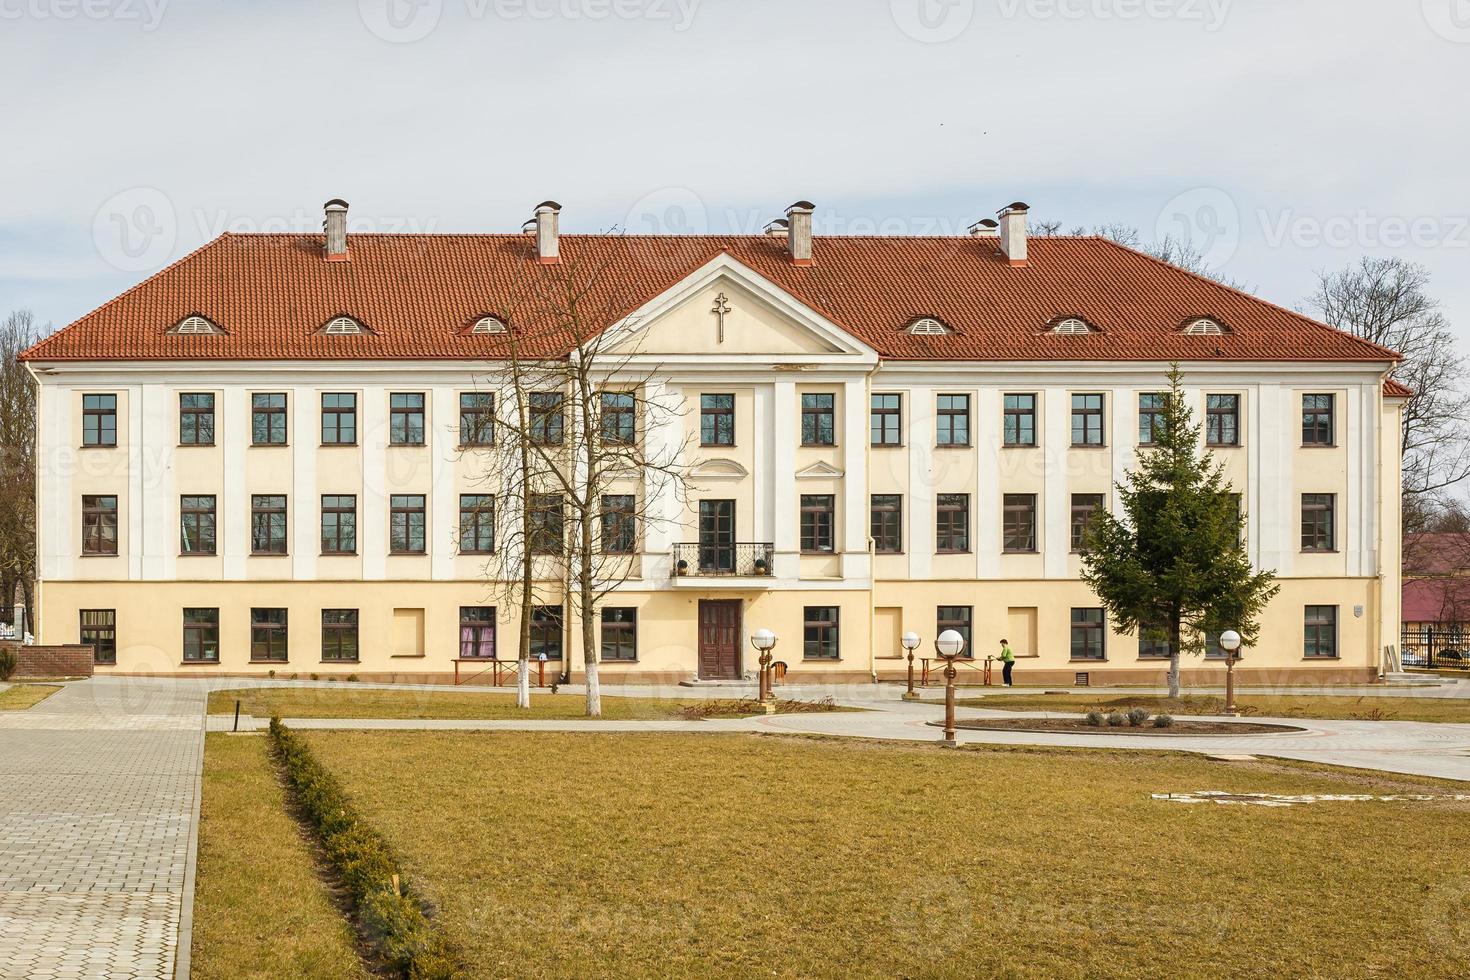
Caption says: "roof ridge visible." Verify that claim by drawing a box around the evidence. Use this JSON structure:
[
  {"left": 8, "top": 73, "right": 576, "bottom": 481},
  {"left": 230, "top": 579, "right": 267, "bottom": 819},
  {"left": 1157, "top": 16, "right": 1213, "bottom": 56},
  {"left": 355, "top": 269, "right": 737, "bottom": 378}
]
[
  {"left": 1090, "top": 236, "right": 1402, "bottom": 362},
  {"left": 19, "top": 234, "right": 235, "bottom": 361}
]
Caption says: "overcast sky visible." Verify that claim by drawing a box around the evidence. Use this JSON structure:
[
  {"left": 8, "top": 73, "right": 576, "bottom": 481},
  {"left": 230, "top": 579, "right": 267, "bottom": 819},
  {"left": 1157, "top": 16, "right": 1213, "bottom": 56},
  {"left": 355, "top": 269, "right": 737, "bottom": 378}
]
[{"left": 3, "top": 0, "right": 1467, "bottom": 342}]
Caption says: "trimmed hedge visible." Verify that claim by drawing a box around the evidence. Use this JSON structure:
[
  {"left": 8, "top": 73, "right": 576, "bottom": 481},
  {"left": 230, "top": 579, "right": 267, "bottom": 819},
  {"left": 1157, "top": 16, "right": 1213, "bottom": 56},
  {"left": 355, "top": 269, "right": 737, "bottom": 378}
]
[{"left": 268, "top": 718, "right": 456, "bottom": 979}]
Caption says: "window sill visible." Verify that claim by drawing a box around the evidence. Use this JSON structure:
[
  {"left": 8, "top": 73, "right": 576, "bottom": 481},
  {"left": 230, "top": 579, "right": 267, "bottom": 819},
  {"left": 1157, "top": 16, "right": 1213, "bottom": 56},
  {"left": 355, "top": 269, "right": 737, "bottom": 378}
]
[
  {"left": 1002, "top": 444, "right": 1038, "bottom": 450},
  {"left": 1207, "top": 443, "right": 1242, "bottom": 450},
  {"left": 870, "top": 444, "right": 904, "bottom": 449},
  {"left": 79, "top": 444, "right": 119, "bottom": 450},
  {"left": 180, "top": 661, "right": 220, "bottom": 666},
  {"left": 249, "top": 659, "right": 289, "bottom": 665},
  {"left": 250, "top": 553, "right": 290, "bottom": 558},
  {"left": 1303, "top": 655, "right": 1341, "bottom": 661},
  {"left": 1300, "top": 549, "right": 1339, "bottom": 555},
  {"left": 389, "top": 552, "right": 429, "bottom": 558},
  {"left": 459, "top": 551, "right": 497, "bottom": 557},
  {"left": 800, "top": 443, "right": 838, "bottom": 450},
  {"left": 936, "top": 551, "right": 972, "bottom": 556},
  {"left": 321, "top": 660, "right": 360, "bottom": 665},
  {"left": 1002, "top": 550, "right": 1039, "bottom": 556},
  {"left": 458, "top": 443, "right": 495, "bottom": 450},
  {"left": 934, "top": 444, "right": 971, "bottom": 450},
  {"left": 389, "top": 653, "right": 426, "bottom": 659},
  {"left": 1070, "top": 658, "right": 1107, "bottom": 663},
  {"left": 600, "top": 659, "right": 638, "bottom": 664},
  {"left": 800, "top": 551, "right": 837, "bottom": 557},
  {"left": 1070, "top": 444, "right": 1109, "bottom": 450},
  {"left": 321, "top": 553, "right": 358, "bottom": 558},
  {"left": 802, "top": 657, "right": 841, "bottom": 663},
  {"left": 179, "top": 553, "right": 218, "bottom": 558},
  {"left": 321, "top": 443, "right": 359, "bottom": 448},
  {"left": 1301, "top": 444, "right": 1338, "bottom": 449},
  {"left": 79, "top": 553, "right": 120, "bottom": 559},
  {"left": 249, "top": 444, "right": 289, "bottom": 449},
  {"left": 177, "top": 443, "right": 217, "bottom": 449},
  {"left": 389, "top": 443, "right": 427, "bottom": 448}
]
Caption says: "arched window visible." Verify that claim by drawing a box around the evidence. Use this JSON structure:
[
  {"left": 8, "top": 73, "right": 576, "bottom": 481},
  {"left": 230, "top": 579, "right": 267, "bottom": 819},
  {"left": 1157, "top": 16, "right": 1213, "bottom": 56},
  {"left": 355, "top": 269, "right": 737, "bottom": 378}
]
[
  {"left": 321, "top": 316, "right": 365, "bottom": 335},
  {"left": 471, "top": 316, "right": 507, "bottom": 335},
  {"left": 170, "top": 315, "right": 221, "bottom": 335},
  {"left": 1182, "top": 317, "right": 1226, "bottom": 336},
  {"left": 905, "top": 316, "right": 950, "bottom": 336},
  {"left": 1051, "top": 317, "right": 1093, "bottom": 335}
]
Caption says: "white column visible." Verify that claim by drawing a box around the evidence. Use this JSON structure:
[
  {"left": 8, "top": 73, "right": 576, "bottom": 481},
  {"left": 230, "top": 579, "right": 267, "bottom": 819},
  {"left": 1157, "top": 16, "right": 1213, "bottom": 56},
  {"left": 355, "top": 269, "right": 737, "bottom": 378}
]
[
  {"left": 292, "top": 386, "right": 316, "bottom": 582},
  {"left": 753, "top": 384, "right": 773, "bottom": 544},
  {"left": 976, "top": 387, "right": 1000, "bottom": 579},
  {"left": 640, "top": 379, "right": 680, "bottom": 580},
  {"left": 841, "top": 378, "right": 869, "bottom": 582},
  {"left": 771, "top": 380, "right": 797, "bottom": 578},
  {"left": 906, "top": 386, "right": 933, "bottom": 579},
  {"left": 1358, "top": 382, "right": 1378, "bottom": 578},
  {"left": 1042, "top": 387, "right": 1069, "bottom": 578},
  {"left": 362, "top": 387, "right": 388, "bottom": 581},
  {"left": 127, "top": 384, "right": 145, "bottom": 581},
  {"left": 39, "top": 383, "right": 73, "bottom": 582},
  {"left": 431, "top": 386, "right": 457, "bottom": 581},
  {"left": 138, "top": 383, "right": 176, "bottom": 581},
  {"left": 222, "top": 386, "right": 248, "bottom": 580}
]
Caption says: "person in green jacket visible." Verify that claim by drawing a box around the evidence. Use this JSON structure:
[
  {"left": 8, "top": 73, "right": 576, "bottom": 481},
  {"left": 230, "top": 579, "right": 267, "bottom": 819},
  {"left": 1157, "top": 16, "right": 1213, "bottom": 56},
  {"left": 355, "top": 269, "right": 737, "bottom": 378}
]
[{"left": 998, "top": 639, "right": 1016, "bottom": 687}]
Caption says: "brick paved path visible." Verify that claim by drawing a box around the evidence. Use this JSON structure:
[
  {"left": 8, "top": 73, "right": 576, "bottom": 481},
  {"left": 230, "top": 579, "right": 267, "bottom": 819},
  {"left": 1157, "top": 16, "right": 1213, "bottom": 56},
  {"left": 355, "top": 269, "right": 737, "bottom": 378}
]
[{"left": 0, "top": 679, "right": 205, "bottom": 979}]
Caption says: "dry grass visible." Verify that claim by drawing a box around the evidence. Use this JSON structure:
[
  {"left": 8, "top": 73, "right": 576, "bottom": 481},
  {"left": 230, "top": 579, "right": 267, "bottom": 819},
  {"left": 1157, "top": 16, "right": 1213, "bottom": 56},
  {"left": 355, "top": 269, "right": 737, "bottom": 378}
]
[
  {"left": 958, "top": 692, "right": 1470, "bottom": 723},
  {"left": 211, "top": 687, "right": 703, "bottom": 720},
  {"left": 0, "top": 684, "right": 60, "bottom": 710},
  {"left": 302, "top": 731, "right": 1470, "bottom": 978},
  {"left": 192, "top": 734, "right": 367, "bottom": 980}
]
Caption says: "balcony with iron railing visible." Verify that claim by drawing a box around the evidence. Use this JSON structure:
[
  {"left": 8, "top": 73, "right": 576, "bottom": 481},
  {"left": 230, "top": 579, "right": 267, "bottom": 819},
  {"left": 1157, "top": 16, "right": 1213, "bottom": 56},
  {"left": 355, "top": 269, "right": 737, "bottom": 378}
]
[{"left": 671, "top": 542, "right": 775, "bottom": 582}]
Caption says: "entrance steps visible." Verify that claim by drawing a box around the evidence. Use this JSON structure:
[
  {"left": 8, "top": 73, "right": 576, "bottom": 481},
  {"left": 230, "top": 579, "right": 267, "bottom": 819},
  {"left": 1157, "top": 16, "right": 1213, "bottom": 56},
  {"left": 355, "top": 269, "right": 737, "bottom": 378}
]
[{"left": 1384, "top": 671, "right": 1451, "bottom": 686}]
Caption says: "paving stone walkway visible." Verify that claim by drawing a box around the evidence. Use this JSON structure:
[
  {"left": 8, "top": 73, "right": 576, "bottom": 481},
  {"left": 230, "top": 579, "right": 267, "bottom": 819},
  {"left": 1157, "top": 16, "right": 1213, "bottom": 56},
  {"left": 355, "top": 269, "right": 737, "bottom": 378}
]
[{"left": 0, "top": 679, "right": 205, "bottom": 980}]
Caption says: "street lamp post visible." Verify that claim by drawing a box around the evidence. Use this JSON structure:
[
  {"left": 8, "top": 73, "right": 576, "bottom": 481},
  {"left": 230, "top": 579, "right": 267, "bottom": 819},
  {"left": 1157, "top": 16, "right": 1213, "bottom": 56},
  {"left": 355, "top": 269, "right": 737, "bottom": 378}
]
[
  {"left": 901, "top": 631, "right": 922, "bottom": 701},
  {"left": 935, "top": 629, "right": 966, "bottom": 747},
  {"left": 750, "top": 628, "right": 778, "bottom": 708},
  {"left": 1219, "top": 630, "right": 1242, "bottom": 716}
]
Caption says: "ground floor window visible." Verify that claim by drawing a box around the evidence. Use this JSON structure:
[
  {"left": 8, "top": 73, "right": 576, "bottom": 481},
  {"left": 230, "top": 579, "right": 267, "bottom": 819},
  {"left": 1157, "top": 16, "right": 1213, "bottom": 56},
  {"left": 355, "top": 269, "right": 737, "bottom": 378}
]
[
  {"left": 1138, "top": 623, "right": 1172, "bottom": 660},
  {"left": 1071, "top": 608, "right": 1105, "bottom": 661},
  {"left": 1304, "top": 605, "right": 1338, "bottom": 658},
  {"left": 1204, "top": 631, "right": 1232, "bottom": 660},
  {"left": 600, "top": 607, "right": 637, "bottom": 662},
  {"left": 459, "top": 607, "right": 496, "bottom": 659},
  {"left": 250, "top": 608, "right": 288, "bottom": 662},
  {"left": 183, "top": 608, "right": 220, "bottom": 663},
  {"left": 803, "top": 606, "right": 840, "bottom": 660},
  {"left": 80, "top": 609, "right": 116, "bottom": 664},
  {"left": 936, "top": 605, "right": 973, "bottom": 658},
  {"left": 531, "top": 605, "right": 563, "bottom": 661},
  {"left": 322, "top": 609, "right": 359, "bottom": 662}
]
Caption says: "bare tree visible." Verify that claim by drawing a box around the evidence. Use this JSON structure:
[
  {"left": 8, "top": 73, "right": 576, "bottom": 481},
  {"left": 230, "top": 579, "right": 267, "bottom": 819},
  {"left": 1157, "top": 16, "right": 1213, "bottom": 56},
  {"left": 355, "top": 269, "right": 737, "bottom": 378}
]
[
  {"left": 0, "top": 310, "right": 42, "bottom": 634},
  {"left": 1031, "top": 220, "right": 1248, "bottom": 289},
  {"left": 467, "top": 242, "right": 688, "bottom": 717},
  {"left": 1309, "top": 257, "right": 1468, "bottom": 501}
]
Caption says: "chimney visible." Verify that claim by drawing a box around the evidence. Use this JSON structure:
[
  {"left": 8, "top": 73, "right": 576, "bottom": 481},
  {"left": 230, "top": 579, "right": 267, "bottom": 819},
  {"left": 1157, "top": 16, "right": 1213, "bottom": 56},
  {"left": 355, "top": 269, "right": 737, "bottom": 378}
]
[
  {"left": 534, "top": 200, "right": 561, "bottom": 264},
  {"left": 763, "top": 217, "right": 789, "bottom": 238},
  {"left": 968, "top": 218, "right": 1000, "bottom": 238},
  {"left": 997, "top": 201, "right": 1029, "bottom": 266},
  {"left": 324, "top": 199, "right": 349, "bottom": 262},
  {"left": 785, "top": 200, "right": 814, "bottom": 266}
]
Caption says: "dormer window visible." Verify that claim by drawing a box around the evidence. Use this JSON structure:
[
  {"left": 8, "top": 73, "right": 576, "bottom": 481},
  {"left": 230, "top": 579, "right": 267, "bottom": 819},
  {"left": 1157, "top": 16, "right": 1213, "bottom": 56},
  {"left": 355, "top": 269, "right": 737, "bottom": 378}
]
[
  {"left": 170, "top": 315, "right": 222, "bottom": 335},
  {"left": 1182, "top": 317, "right": 1226, "bottom": 336},
  {"left": 472, "top": 316, "right": 507, "bottom": 335},
  {"left": 321, "top": 315, "right": 366, "bottom": 335},
  {"left": 905, "top": 316, "right": 950, "bottom": 336},
  {"left": 1050, "top": 316, "right": 1094, "bottom": 335}
]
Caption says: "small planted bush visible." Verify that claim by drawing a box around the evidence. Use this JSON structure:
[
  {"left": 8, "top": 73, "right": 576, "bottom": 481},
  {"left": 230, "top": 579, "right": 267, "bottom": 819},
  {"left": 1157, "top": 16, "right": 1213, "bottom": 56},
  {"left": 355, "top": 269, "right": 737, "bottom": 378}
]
[
  {"left": 1084, "top": 710, "right": 1104, "bottom": 727},
  {"left": 1106, "top": 712, "right": 1127, "bottom": 727},
  {"left": 0, "top": 647, "right": 17, "bottom": 681},
  {"left": 269, "top": 719, "right": 456, "bottom": 978},
  {"left": 1126, "top": 707, "right": 1150, "bottom": 727},
  {"left": 1153, "top": 713, "right": 1175, "bottom": 728}
]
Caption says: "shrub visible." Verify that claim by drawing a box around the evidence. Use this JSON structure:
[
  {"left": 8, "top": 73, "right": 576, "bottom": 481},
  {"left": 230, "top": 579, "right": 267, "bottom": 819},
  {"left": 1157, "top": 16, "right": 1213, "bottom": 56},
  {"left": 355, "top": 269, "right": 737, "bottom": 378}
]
[
  {"left": 1126, "top": 707, "right": 1150, "bottom": 727},
  {"left": 310, "top": 672, "right": 320, "bottom": 681},
  {"left": 1106, "top": 712, "right": 1127, "bottom": 727},
  {"left": 0, "top": 647, "right": 17, "bottom": 681},
  {"left": 269, "top": 719, "right": 456, "bottom": 978},
  {"left": 1084, "top": 710, "right": 1104, "bottom": 727},
  {"left": 267, "top": 669, "right": 276, "bottom": 679},
  {"left": 1153, "top": 714, "right": 1175, "bottom": 728},
  {"left": 346, "top": 673, "right": 360, "bottom": 683}
]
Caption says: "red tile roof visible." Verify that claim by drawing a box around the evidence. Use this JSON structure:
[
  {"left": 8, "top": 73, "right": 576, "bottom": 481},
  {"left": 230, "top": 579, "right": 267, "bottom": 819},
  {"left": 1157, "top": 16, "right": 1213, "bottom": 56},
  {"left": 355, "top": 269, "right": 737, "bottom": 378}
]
[
  {"left": 1403, "top": 577, "right": 1470, "bottom": 624},
  {"left": 21, "top": 232, "right": 1402, "bottom": 365},
  {"left": 1383, "top": 378, "right": 1414, "bottom": 398}
]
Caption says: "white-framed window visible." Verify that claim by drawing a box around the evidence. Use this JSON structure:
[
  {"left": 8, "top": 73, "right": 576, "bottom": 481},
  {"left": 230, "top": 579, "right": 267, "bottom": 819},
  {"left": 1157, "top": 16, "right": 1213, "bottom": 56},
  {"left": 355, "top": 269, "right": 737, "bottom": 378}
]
[
  {"left": 472, "top": 316, "right": 507, "bottom": 335},
  {"left": 170, "top": 315, "right": 221, "bottom": 335},
  {"left": 1051, "top": 317, "right": 1093, "bottom": 335},
  {"left": 1182, "top": 317, "right": 1225, "bottom": 335},
  {"left": 322, "top": 315, "right": 365, "bottom": 335},
  {"left": 905, "top": 316, "right": 949, "bottom": 336}
]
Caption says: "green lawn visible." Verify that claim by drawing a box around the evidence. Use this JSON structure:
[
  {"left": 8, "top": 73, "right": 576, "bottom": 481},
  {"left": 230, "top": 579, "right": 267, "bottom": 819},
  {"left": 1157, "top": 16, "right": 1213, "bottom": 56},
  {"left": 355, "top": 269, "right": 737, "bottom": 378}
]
[
  {"left": 0, "top": 684, "right": 60, "bottom": 710},
  {"left": 208, "top": 686, "right": 834, "bottom": 721},
  {"left": 192, "top": 734, "right": 367, "bottom": 980},
  {"left": 285, "top": 731, "right": 1470, "bottom": 978},
  {"left": 956, "top": 692, "right": 1470, "bottom": 723}
]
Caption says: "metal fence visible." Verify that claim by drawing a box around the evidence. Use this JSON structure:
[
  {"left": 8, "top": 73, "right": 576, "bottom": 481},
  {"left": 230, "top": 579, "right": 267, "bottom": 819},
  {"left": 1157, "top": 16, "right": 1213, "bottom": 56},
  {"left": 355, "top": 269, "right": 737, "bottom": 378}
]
[{"left": 1400, "top": 626, "right": 1470, "bottom": 670}]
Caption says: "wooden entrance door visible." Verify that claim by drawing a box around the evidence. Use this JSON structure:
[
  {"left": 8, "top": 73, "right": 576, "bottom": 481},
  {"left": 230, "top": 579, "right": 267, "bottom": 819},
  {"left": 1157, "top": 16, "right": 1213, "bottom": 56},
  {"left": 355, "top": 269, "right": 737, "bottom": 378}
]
[{"left": 698, "top": 600, "right": 742, "bottom": 680}]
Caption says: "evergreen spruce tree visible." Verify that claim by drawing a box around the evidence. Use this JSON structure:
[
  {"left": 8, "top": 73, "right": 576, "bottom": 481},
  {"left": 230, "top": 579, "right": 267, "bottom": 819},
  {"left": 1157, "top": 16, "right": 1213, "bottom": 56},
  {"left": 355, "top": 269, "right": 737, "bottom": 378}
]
[{"left": 1080, "top": 366, "right": 1279, "bottom": 697}]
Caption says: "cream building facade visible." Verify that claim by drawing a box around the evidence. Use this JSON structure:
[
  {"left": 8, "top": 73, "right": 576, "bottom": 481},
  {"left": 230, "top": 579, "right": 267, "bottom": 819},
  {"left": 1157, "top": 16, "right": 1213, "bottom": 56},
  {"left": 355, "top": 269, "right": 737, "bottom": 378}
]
[{"left": 23, "top": 200, "right": 1406, "bottom": 684}]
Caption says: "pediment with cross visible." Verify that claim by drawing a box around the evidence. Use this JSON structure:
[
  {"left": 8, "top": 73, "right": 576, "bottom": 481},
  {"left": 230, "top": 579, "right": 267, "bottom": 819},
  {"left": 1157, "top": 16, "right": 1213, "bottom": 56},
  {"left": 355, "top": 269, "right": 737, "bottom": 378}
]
[{"left": 601, "top": 254, "right": 879, "bottom": 364}]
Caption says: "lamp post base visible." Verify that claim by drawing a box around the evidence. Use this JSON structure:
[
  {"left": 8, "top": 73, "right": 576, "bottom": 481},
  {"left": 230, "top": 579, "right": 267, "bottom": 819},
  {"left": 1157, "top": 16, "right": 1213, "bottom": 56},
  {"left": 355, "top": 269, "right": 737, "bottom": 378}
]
[
  {"left": 760, "top": 702, "right": 777, "bottom": 715},
  {"left": 939, "top": 738, "right": 958, "bottom": 749},
  {"left": 901, "top": 691, "right": 923, "bottom": 702}
]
